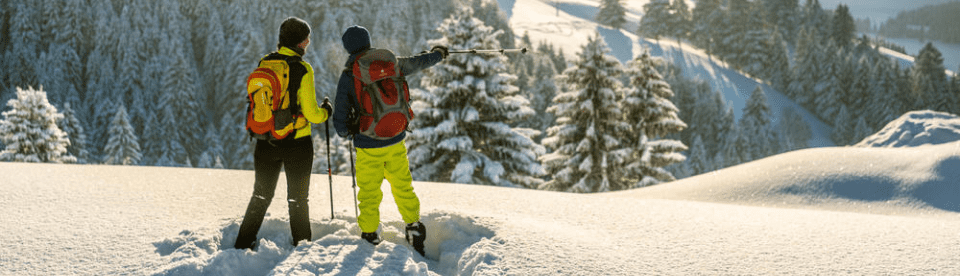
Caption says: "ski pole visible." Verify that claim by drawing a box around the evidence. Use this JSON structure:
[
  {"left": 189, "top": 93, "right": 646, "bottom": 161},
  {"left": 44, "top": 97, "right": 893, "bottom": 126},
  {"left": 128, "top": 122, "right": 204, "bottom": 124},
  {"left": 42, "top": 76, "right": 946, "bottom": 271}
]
[
  {"left": 349, "top": 139, "right": 359, "bottom": 219},
  {"left": 447, "top": 47, "right": 528, "bottom": 55},
  {"left": 324, "top": 99, "right": 335, "bottom": 220}
]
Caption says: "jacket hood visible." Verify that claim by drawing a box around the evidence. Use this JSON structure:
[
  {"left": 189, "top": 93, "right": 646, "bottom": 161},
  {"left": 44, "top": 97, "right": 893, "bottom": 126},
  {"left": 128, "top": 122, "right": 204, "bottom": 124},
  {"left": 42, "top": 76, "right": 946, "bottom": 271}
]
[{"left": 341, "top": 26, "right": 371, "bottom": 55}]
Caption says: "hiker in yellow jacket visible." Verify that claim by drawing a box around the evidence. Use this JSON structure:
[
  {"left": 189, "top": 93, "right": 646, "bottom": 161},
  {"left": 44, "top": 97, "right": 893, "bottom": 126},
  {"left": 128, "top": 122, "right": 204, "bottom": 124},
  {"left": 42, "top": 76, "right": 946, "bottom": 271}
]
[{"left": 235, "top": 17, "right": 332, "bottom": 250}]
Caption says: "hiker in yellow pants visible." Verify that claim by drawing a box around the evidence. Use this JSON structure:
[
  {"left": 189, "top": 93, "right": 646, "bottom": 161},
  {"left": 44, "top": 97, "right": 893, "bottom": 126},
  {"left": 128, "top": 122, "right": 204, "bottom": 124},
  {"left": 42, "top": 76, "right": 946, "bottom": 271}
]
[
  {"left": 355, "top": 141, "right": 420, "bottom": 234},
  {"left": 333, "top": 25, "right": 447, "bottom": 256}
]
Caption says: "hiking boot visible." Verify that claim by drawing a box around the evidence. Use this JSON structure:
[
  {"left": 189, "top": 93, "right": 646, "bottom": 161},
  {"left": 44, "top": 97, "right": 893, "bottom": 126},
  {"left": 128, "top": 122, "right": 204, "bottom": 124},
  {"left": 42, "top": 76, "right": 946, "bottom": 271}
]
[
  {"left": 405, "top": 221, "right": 426, "bottom": 256},
  {"left": 361, "top": 232, "right": 381, "bottom": 245}
]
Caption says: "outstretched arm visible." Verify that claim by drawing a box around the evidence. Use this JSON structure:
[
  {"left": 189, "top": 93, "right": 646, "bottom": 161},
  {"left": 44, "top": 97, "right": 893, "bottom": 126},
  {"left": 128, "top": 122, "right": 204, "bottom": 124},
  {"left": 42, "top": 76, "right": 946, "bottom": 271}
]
[{"left": 398, "top": 51, "right": 444, "bottom": 76}]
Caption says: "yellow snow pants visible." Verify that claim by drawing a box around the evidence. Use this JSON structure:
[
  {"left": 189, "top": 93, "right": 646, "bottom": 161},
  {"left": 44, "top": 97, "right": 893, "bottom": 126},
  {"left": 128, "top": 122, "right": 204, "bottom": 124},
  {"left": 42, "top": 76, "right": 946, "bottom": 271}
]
[{"left": 355, "top": 140, "right": 420, "bottom": 233}]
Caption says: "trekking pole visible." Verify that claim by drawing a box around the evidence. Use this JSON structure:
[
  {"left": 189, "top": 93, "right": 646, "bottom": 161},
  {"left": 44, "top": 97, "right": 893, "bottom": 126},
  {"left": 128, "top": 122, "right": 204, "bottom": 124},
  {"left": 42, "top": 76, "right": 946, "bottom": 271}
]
[
  {"left": 349, "top": 139, "right": 360, "bottom": 219},
  {"left": 448, "top": 48, "right": 528, "bottom": 55},
  {"left": 324, "top": 102, "right": 335, "bottom": 220}
]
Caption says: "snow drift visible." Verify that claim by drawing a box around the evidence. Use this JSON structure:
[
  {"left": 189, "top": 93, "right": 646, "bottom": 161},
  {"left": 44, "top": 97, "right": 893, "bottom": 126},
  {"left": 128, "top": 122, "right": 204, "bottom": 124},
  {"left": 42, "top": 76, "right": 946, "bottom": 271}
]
[
  {"left": 855, "top": 110, "right": 960, "bottom": 148},
  {"left": 3, "top": 138, "right": 960, "bottom": 275}
]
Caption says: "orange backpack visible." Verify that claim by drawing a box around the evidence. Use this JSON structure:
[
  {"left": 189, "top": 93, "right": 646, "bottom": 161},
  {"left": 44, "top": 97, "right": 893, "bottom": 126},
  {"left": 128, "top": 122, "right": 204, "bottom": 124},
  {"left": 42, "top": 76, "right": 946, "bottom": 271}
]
[{"left": 245, "top": 54, "right": 304, "bottom": 140}]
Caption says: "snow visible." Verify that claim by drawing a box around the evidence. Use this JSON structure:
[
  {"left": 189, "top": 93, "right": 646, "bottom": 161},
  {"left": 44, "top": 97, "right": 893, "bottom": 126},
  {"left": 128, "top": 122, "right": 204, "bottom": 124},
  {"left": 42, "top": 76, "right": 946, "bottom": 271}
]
[
  {"left": 855, "top": 110, "right": 960, "bottom": 148},
  {"left": 3, "top": 136, "right": 960, "bottom": 275}
]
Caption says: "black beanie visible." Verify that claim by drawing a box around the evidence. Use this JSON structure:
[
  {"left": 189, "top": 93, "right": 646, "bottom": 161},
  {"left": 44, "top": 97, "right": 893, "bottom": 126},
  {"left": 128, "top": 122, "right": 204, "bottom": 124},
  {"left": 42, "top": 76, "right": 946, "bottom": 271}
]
[{"left": 278, "top": 17, "right": 311, "bottom": 50}]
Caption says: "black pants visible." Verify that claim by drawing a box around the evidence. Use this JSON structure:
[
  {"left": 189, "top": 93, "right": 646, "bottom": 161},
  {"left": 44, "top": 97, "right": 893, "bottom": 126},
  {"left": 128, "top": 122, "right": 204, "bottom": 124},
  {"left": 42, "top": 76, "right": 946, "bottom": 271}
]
[{"left": 236, "top": 137, "right": 313, "bottom": 249}]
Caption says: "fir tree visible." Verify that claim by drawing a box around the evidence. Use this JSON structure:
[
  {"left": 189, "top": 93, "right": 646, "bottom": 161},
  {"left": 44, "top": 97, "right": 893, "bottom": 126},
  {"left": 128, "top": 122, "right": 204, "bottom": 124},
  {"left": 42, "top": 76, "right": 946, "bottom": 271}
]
[
  {"left": 621, "top": 53, "right": 687, "bottom": 187},
  {"left": 851, "top": 115, "right": 873, "bottom": 145},
  {"left": 59, "top": 103, "right": 89, "bottom": 164},
  {"left": 156, "top": 31, "right": 202, "bottom": 167},
  {"left": 596, "top": 0, "right": 627, "bottom": 29},
  {"left": 103, "top": 105, "right": 141, "bottom": 165},
  {"left": 831, "top": 4, "right": 855, "bottom": 49},
  {"left": 831, "top": 104, "right": 853, "bottom": 146},
  {"left": 639, "top": 0, "right": 672, "bottom": 42},
  {"left": 779, "top": 106, "right": 811, "bottom": 151},
  {"left": 540, "top": 34, "right": 631, "bottom": 193},
  {"left": 690, "top": 0, "right": 723, "bottom": 56},
  {"left": 848, "top": 56, "right": 871, "bottom": 113},
  {"left": 720, "top": 123, "right": 747, "bottom": 168},
  {"left": 866, "top": 58, "right": 900, "bottom": 129},
  {"left": 5, "top": 1, "right": 41, "bottom": 91},
  {"left": 669, "top": 0, "right": 692, "bottom": 42},
  {"left": 0, "top": 87, "right": 76, "bottom": 163},
  {"left": 408, "top": 8, "right": 545, "bottom": 188},
  {"left": 738, "top": 86, "right": 778, "bottom": 161},
  {"left": 767, "top": 29, "right": 792, "bottom": 92},
  {"left": 813, "top": 42, "right": 841, "bottom": 122},
  {"left": 911, "top": 42, "right": 948, "bottom": 111},
  {"left": 685, "top": 134, "right": 713, "bottom": 176},
  {"left": 739, "top": 5, "right": 772, "bottom": 77},
  {"left": 765, "top": 0, "right": 799, "bottom": 41},
  {"left": 528, "top": 50, "right": 560, "bottom": 142},
  {"left": 788, "top": 28, "right": 820, "bottom": 108}
]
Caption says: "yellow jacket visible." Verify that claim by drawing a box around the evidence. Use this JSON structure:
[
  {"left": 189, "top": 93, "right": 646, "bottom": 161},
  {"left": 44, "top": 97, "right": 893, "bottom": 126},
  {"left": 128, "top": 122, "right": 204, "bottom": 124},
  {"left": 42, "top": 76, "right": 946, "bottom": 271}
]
[{"left": 277, "top": 47, "right": 328, "bottom": 139}]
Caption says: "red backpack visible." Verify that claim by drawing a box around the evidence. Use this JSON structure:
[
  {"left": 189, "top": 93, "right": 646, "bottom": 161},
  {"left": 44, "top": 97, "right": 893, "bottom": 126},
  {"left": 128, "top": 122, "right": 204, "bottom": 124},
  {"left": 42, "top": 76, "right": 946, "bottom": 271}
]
[{"left": 350, "top": 48, "right": 414, "bottom": 140}]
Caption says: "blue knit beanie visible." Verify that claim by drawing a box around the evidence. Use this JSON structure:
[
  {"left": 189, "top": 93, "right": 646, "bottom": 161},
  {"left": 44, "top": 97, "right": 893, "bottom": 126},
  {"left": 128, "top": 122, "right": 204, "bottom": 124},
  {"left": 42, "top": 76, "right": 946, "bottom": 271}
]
[{"left": 341, "top": 26, "right": 371, "bottom": 54}]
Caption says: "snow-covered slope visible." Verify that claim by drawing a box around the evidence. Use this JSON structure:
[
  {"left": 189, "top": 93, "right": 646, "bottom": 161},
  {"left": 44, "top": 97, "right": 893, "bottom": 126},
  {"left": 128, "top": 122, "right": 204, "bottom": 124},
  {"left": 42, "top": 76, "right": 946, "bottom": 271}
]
[
  {"left": 500, "top": 0, "right": 836, "bottom": 147},
  {"left": 855, "top": 110, "right": 960, "bottom": 148},
  {"left": 3, "top": 139, "right": 960, "bottom": 275}
]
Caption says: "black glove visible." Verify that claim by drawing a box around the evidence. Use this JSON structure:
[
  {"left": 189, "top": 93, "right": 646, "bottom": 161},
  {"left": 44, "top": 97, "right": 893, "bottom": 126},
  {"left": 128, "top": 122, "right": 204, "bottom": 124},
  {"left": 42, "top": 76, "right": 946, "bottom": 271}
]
[
  {"left": 431, "top": 45, "right": 449, "bottom": 59},
  {"left": 321, "top": 97, "right": 333, "bottom": 116},
  {"left": 346, "top": 107, "right": 361, "bottom": 135}
]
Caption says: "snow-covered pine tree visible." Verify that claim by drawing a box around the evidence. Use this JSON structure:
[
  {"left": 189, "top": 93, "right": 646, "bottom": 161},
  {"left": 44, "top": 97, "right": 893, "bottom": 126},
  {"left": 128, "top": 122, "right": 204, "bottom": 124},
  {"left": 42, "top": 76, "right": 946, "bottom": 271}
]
[
  {"left": 718, "top": 0, "right": 752, "bottom": 69},
  {"left": 738, "top": 86, "right": 779, "bottom": 161},
  {"left": 59, "top": 103, "right": 89, "bottom": 164},
  {"left": 767, "top": 29, "right": 791, "bottom": 92},
  {"left": 690, "top": 0, "right": 722, "bottom": 56},
  {"left": 155, "top": 32, "right": 200, "bottom": 167},
  {"left": 911, "top": 42, "right": 948, "bottom": 111},
  {"left": 0, "top": 87, "right": 76, "bottom": 163},
  {"left": 788, "top": 27, "right": 820, "bottom": 108},
  {"left": 197, "top": 127, "right": 224, "bottom": 169},
  {"left": 37, "top": 45, "right": 83, "bottom": 110},
  {"left": 779, "top": 106, "right": 811, "bottom": 151},
  {"left": 764, "top": 0, "right": 799, "bottom": 41},
  {"left": 596, "top": 0, "right": 627, "bottom": 29},
  {"left": 669, "top": 0, "right": 692, "bottom": 43},
  {"left": 103, "top": 105, "right": 141, "bottom": 165},
  {"left": 848, "top": 56, "right": 871, "bottom": 113},
  {"left": 528, "top": 50, "right": 559, "bottom": 142},
  {"left": 719, "top": 122, "right": 746, "bottom": 168},
  {"left": 813, "top": 42, "right": 841, "bottom": 122},
  {"left": 851, "top": 115, "right": 872, "bottom": 146},
  {"left": 639, "top": 0, "right": 672, "bottom": 42},
  {"left": 408, "top": 8, "right": 544, "bottom": 188},
  {"left": 5, "top": 1, "right": 41, "bottom": 93},
  {"left": 685, "top": 134, "right": 713, "bottom": 176},
  {"left": 831, "top": 104, "right": 853, "bottom": 146},
  {"left": 739, "top": 4, "right": 772, "bottom": 78},
  {"left": 539, "top": 34, "right": 631, "bottom": 193},
  {"left": 82, "top": 0, "right": 118, "bottom": 161},
  {"left": 831, "top": 4, "right": 855, "bottom": 49},
  {"left": 621, "top": 52, "right": 687, "bottom": 187},
  {"left": 866, "top": 58, "right": 900, "bottom": 129}
]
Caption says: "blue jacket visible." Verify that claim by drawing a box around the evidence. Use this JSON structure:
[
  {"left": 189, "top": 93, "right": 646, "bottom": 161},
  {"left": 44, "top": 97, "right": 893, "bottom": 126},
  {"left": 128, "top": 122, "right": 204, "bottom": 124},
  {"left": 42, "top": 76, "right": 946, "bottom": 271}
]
[{"left": 333, "top": 50, "right": 443, "bottom": 148}]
